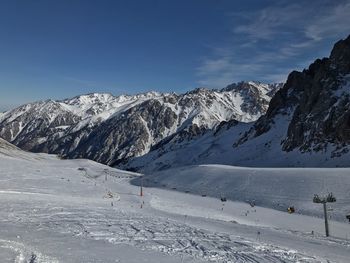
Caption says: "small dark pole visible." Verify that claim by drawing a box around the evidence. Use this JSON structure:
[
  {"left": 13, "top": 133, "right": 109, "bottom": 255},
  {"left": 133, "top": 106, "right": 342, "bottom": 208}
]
[
  {"left": 140, "top": 176, "right": 143, "bottom": 197},
  {"left": 313, "top": 193, "right": 336, "bottom": 237},
  {"left": 105, "top": 170, "right": 108, "bottom": 182}
]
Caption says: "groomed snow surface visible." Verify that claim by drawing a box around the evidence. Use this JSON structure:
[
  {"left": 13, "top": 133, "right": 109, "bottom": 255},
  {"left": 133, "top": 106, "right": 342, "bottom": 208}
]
[{"left": 0, "top": 144, "right": 350, "bottom": 262}]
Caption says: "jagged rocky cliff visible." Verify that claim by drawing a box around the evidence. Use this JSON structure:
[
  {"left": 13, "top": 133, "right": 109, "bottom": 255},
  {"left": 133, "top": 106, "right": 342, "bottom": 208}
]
[{"left": 235, "top": 35, "right": 350, "bottom": 156}]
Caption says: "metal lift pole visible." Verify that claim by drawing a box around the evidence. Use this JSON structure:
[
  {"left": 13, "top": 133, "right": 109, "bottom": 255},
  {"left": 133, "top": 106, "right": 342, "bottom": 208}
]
[{"left": 323, "top": 202, "right": 329, "bottom": 237}]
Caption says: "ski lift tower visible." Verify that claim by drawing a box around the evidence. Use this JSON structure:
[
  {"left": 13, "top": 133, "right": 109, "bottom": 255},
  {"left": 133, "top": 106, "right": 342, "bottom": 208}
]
[{"left": 313, "top": 193, "right": 336, "bottom": 237}]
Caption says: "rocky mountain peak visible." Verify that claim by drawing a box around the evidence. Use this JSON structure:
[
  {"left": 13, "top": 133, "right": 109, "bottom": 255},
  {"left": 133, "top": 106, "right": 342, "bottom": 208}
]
[
  {"left": 64, "top": 93, "right": 114, "bottom": 105},
  {"left": 330, "top": 34, "right": 350, "bottom": 74},
  {"left": 185, "top": 87, "right": 209, "bottom": 95},
  {"left": 235, "top": 34, "right": 350, "bottom": 157}
]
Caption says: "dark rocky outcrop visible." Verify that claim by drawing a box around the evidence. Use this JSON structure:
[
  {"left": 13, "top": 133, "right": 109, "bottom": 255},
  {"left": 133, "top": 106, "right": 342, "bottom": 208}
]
[{"left": 235, "top": 35, "right": 350, "bottom": 157}]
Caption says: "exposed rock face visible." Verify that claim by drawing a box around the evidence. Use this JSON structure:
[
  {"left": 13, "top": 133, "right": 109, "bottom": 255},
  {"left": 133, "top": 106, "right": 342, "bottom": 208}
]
[
  {"left": 235, "top": 35, "right": 350, "bottom": 157},
  {"left": 0, "top": 100, "right": 81, "bottom": 151},
  {"left": 0, "top": 82, "right": 281, "bottom": 165},
  {"left": 224, "top": 82, "right": 281, "bottom": 116}
]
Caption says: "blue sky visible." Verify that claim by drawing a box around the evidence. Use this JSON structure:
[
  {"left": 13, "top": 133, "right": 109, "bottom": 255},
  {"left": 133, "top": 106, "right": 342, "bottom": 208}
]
[{"left": 0, "top": 0, "right": 350, "bottom": 111}]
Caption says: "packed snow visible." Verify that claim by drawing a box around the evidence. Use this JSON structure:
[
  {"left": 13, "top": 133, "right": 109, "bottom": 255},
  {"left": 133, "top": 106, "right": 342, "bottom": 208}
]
[{"left": 0, "top": 140, "right": 349, "bottom": 262}]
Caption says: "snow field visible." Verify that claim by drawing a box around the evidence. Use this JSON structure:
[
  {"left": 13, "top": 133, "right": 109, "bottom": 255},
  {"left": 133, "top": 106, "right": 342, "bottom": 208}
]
[{"left": 0, "top": 146, "right": 349, "bottom": 262}]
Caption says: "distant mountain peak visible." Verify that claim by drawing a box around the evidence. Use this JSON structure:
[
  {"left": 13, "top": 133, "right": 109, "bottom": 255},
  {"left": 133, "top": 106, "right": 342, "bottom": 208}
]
[{"left": 0, "top": 81, "right": 279, "bottom": 166}]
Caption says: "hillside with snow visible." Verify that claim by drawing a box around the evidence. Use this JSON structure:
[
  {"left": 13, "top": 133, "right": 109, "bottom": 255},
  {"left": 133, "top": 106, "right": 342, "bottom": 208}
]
[{"left": 137, "top": 164, "right": 350, "bottom": 221}]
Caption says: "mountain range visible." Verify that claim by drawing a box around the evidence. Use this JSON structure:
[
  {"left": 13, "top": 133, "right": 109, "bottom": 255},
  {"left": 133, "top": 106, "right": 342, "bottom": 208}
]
[
  {"left": 0, "top": 81, "right": 281, "bottom": 167},
  {"left": 1, "top": 35, "right": 349, "bottom": 172}
]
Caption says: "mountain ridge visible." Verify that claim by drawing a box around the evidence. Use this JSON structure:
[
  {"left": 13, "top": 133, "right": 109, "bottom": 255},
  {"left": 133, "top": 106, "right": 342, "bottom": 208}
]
[{"left": 0, "top": 81, "right": 281, "bottom": 166}]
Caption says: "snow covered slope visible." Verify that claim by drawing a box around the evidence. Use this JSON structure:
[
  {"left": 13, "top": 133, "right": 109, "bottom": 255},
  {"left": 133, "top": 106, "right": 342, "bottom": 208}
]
[
  {"left": 0, "top": 82, "right": 281, "bottom": 166},
  {"left": 0, "top": 143, "right": 350, "bottom": 262},
  {"left": 124, "top": 120, "right": 252, "bottom": 171},
  {"left": 138, "top": 164, "right": 350, "bottom": 221}
]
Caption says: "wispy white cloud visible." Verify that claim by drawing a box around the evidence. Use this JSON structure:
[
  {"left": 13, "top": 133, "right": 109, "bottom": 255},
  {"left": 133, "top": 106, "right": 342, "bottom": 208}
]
[
  {"left": 196, "top": 43, "right": 302, "bottom": 87},
  {"left": 197, "top": 54, "right": 268, "bottom": 87},
  {"left": 305, "top": 1, "right": 350, "bottom": 41},
  {"left": 231, "top": 1, "right": 350, "bottom": 43},
  {"left": 196, "top": 0, "right": 350, "bottom": 87},
  {"left": 232, "top": 4, "right": 307, "bottom": 41}
]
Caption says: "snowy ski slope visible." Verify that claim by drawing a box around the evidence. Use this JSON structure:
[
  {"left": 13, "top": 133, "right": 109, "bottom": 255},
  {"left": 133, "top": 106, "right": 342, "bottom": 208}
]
[
  {"left": 0, "top": 140, "right": 349, "bottom": 262},
  {"left": 139, "top": 165, "right": 350, "bottom": 221}
]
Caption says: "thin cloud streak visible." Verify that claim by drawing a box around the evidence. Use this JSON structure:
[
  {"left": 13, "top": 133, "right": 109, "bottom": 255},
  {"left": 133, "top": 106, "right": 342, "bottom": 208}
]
[
  {"left": 232, "top": 4, "right": 307, "bottom": 41},
  {"left": 305, "top": 1, "right": 350, "bottom": 41},
  {"left": 196, "top": 0, "right": 350, "bottom": 87}
]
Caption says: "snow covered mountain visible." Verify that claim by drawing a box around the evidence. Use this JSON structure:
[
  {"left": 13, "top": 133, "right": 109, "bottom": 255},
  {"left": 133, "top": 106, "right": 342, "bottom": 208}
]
[
  {"left": 0, "top": 81, "right": 281, "bottom": 166},
  {"left": 126, "top": 35, "right": 350, "bottom": 171}
]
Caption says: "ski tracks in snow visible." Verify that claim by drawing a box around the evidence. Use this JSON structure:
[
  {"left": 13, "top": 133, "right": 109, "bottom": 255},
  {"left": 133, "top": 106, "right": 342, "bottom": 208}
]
[
  {"left": 2, "top": 204, "right": 323, "bottom": 263},
  {"left": 0, "top": 239, "right": 59, "bottom": 263}
]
